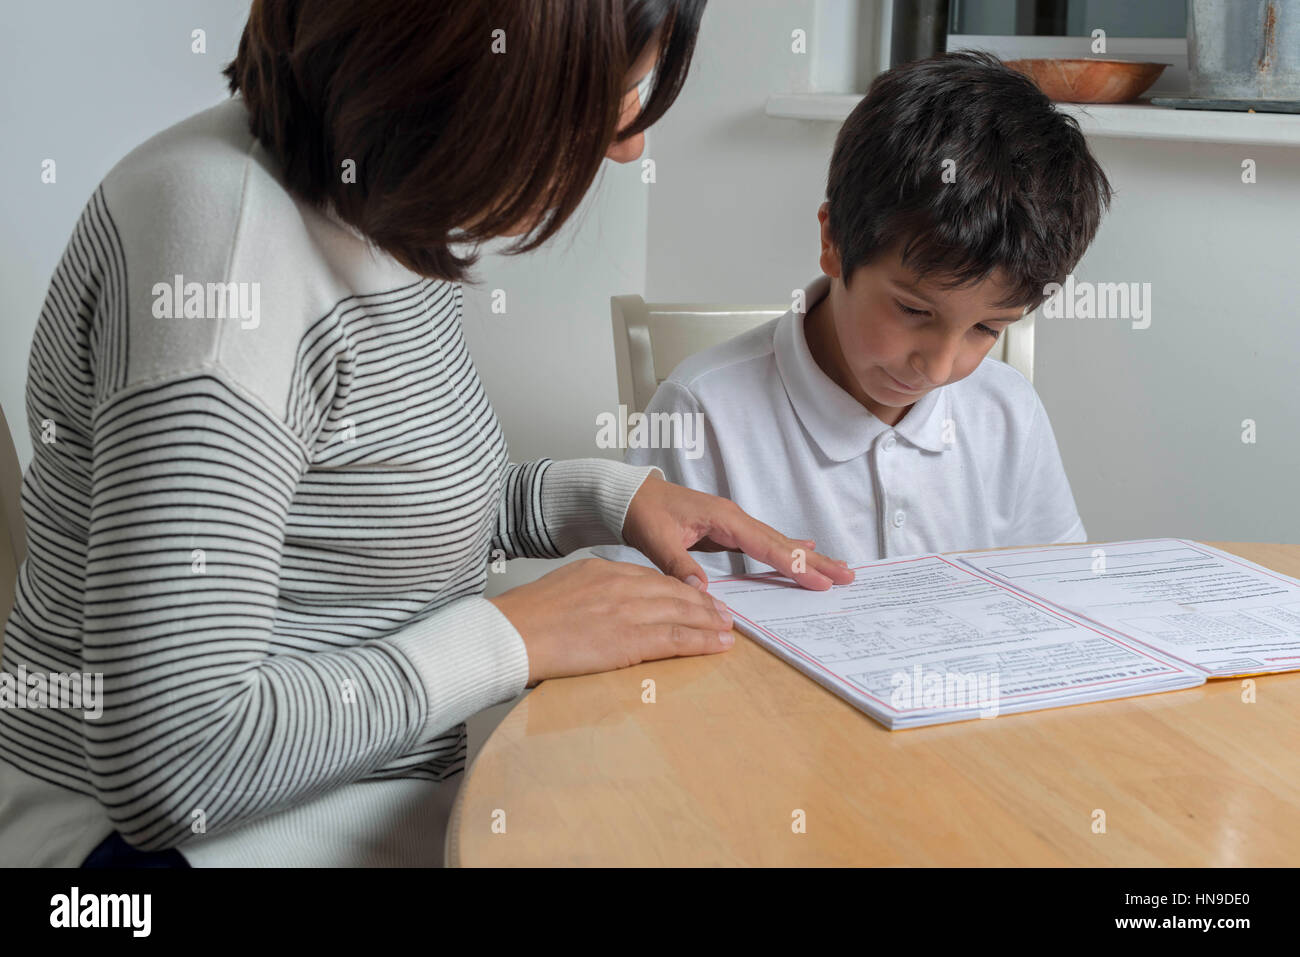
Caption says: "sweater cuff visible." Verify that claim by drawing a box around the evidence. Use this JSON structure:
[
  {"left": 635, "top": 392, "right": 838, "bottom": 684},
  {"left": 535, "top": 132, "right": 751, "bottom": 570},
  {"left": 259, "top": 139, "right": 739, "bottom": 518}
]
[
  {"left": 387, "top": 596, "right": 531, "bottom": 743},
  {"left": 538, "top": 458, "right": 663, "bottom": 553}
]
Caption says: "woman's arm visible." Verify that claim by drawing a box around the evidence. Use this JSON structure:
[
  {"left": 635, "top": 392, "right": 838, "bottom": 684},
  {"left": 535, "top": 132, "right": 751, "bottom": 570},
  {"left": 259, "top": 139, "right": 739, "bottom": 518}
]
[
  {"left": 83, "top": 372, "right": 527, "bottom": 851},
  {"left": 493, "top": 453, "right": 854, "bottom": 590},
  {"left": 492, "top": 458, "right": 662, "bottom": 560}
]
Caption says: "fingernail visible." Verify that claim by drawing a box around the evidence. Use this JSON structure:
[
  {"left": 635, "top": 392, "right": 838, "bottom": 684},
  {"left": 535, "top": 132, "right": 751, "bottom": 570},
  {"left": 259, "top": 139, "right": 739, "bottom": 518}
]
[
  {"left": 712, "top": 597, "right": 732, "bottom": 626},
  {"left": 685, "top": 574, "right": 703, "bottom": 590},
  {"left": 719, "top": 631, "right": 734, "bottom": 646}
]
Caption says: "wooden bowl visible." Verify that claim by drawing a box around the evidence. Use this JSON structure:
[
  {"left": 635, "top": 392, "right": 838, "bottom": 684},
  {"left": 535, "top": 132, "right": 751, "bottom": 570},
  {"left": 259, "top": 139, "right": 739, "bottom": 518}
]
[{"left": 1004, "top": 58, "right": 1168, "bottom": 104}]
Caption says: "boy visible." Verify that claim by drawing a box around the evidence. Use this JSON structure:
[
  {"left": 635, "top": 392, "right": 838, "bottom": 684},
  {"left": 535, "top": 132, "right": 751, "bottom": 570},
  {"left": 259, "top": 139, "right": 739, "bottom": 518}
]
[{"left": 600, "top": 51, "right": 1110, "bottom": 579}]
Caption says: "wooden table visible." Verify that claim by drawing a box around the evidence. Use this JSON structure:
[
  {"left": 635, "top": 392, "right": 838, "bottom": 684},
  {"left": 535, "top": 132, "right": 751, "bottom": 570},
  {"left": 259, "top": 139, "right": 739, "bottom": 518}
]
[{"left": 447, "top": 542, "right": 1300, "bottom": 866}]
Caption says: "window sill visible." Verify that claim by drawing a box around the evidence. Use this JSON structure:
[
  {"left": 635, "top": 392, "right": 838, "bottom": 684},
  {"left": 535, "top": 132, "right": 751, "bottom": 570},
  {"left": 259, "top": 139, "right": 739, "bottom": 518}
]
[{"left": 764, "top": 94, "right": 1300, "bottom": 148}]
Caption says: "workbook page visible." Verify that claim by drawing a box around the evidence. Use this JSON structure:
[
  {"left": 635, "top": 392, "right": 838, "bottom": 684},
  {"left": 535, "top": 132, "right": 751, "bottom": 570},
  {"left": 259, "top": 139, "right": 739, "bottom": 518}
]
[
  {"left": 954, "top": 539, "right": 1300, "bottom": 677},
  {"left": 710, "top": 553, "right": 1201, "bottom": 729}
]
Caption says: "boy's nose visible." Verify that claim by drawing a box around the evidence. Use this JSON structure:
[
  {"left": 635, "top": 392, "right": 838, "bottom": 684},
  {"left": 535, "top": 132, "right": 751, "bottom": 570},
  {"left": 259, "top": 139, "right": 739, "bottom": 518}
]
[{"left": 911, "top": 337, "right": 963, "bottom": 386}]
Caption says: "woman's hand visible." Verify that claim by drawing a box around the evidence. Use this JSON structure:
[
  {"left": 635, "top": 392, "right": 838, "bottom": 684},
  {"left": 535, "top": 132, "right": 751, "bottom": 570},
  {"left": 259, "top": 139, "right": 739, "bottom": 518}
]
[
  {"left": 489, "top": 558, "right": 738, "bottom": 687},
  {"left": 622, "top": 471, "right": 856, "bottom": 591}
]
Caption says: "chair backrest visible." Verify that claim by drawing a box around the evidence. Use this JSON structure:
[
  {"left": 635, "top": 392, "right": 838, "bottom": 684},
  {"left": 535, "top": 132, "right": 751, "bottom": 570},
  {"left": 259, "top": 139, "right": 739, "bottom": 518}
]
[
  {"left": 1003, "top": 310, "right": 1036, "bottom": 387},
  {"left": 611, "top": 293, "right": 1037, "bottom": 413},
  {"left": 611, "top": 296, "right": 787, "bottom": 412},
  {"left": 0, "top": 404, "right": 26, "bottom": 632}
]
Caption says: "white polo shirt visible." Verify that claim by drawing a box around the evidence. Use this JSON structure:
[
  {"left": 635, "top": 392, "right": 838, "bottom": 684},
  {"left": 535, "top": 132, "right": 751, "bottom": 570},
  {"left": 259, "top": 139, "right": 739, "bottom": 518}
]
[{"left": 597, "top": 274, "right": 1086, "bottom": 578}]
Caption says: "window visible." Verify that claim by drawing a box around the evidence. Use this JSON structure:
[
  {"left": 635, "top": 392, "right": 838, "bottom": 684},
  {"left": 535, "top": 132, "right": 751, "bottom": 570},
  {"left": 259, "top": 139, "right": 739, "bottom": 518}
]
[
  {"left": 946, "top": 0, "right": 1188, "bottom": 94},
  {"left": 952, "top": 0, "right": 1186, "bottom": 38}
]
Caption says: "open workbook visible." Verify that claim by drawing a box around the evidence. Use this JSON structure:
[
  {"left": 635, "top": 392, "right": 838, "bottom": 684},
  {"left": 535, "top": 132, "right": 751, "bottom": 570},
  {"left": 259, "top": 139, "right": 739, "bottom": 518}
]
[{"left": 709, "top": 539, "right": 1300, "bottom": 729}]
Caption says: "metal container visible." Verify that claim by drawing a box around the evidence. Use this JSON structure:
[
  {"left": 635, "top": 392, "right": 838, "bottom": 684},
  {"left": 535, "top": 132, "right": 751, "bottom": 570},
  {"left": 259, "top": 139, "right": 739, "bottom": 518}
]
[
  {"left": 1188, "top": 0, "right": 1300, "bottom": 99},
  {"left": 891, "top": 0, "right": 950, "bottom": 67}
]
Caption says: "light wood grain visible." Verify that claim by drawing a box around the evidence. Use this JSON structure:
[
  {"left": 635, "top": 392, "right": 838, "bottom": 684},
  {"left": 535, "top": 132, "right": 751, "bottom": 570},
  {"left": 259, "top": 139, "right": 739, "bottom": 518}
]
[{"left": 448, "top": 542, "right": 1300, "bottom": 866}]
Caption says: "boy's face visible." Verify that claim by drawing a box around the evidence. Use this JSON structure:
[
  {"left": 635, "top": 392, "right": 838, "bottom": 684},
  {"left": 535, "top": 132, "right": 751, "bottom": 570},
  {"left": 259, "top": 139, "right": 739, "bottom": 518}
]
[{"left": 812, "top": 203, "right": 1027, "bottom": 426}]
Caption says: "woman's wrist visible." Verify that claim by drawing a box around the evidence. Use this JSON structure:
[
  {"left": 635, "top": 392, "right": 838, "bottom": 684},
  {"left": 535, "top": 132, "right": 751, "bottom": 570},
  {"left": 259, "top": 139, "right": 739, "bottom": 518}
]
[{"left": 537, "top": 459, "right": 663, "bottom": 552}]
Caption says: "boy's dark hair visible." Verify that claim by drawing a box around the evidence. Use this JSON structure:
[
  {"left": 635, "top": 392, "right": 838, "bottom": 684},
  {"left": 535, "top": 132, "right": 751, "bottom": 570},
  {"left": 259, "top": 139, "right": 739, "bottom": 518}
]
[
  {"left": 825, "top": 50, "right": 1113, "bottom": 309},
  {"left": 224, "top": 0, "right": 704, "bottom": 282}
]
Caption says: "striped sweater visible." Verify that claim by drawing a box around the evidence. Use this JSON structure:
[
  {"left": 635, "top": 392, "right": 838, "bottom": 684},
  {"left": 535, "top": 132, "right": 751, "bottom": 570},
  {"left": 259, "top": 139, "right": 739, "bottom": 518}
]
[{"left": 0, "top": 96, "right": 655, "bottom": 866}]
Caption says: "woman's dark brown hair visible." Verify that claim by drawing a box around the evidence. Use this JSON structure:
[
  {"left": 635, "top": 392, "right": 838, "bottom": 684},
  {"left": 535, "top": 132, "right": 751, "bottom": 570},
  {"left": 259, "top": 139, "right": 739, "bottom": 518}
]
[{"left": 224, "top": 0, "right": 705, "bottom": 281}]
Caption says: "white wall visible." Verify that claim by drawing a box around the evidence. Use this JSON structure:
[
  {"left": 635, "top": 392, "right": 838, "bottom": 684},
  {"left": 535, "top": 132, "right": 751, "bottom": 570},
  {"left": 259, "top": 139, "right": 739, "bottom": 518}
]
[
  {"left": 643, "top": 0, "right": 1300, "bottom": 544},
  {"left": 1045, "top": 136, "right": 1300, "bottom": 543},
  {"left": 646, "top": 0, "right": 831, "bottom": 302}
]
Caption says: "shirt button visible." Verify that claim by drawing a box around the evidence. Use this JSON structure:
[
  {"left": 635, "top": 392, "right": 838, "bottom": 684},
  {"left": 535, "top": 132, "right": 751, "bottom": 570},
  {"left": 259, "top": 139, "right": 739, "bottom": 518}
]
[
  {"left": 893, "top": 509, "right": 906, "bottom": 527},
  {"left": 882, "top": 434, "right": 896, "bottom": 451}
]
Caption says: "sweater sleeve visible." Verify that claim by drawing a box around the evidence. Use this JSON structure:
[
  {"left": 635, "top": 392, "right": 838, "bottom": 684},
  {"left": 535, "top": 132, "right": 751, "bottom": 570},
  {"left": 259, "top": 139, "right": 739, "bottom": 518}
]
[
  {"left": 492, "top": 458, "right": 662, "bottom": 558},
  {"left": 84, "top": 370, "right": 527, "bottom": 851}
]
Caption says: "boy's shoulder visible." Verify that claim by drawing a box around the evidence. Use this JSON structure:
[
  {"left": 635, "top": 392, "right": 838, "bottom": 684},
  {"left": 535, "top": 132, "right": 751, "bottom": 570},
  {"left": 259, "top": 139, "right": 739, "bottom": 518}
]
[{"left": 660, "top": 314, "right": 784, "bottom": 401}]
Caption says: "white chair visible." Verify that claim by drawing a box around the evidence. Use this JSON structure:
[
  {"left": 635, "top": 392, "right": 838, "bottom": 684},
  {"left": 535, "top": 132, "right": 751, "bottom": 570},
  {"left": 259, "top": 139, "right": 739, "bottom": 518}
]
[
  {"left": 0, "top": 404, "right": 25, "bottom": 635},
  {"left": 611, "top": 293, "right": 1037, "bottom": 413},
  {"left": 1002, "top": 310, "right": 1036, "bottom": 387},
  {"left": 610, "top": 296, "right": 787, "bottom": 413}
]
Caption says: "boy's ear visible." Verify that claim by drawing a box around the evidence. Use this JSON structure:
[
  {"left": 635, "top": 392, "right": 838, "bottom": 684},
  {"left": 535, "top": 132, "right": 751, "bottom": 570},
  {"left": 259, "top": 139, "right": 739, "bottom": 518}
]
[{"left": 817, "top": 202, "right": 842, "bottom": 279}]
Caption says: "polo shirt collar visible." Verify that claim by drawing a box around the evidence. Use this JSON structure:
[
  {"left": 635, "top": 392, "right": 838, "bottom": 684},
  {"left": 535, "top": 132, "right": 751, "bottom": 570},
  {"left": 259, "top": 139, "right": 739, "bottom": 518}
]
[{"left": 774, "top": 275, "right": 952, "bottom": 462}]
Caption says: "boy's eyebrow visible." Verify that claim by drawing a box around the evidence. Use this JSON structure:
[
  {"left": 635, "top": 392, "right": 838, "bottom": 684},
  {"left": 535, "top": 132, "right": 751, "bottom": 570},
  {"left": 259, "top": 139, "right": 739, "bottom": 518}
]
[
  {"left": 890, "top": 277, "right": 939, "bottom": 306},
  {"left": 890, "top": 277, "right": 1026, "bottom": 322}
]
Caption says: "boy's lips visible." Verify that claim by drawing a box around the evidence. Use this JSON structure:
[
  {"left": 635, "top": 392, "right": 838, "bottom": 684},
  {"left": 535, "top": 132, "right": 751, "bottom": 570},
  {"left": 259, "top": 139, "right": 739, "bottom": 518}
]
[{"left": 884, "top": 371, "right": 927, "bottom": 394}]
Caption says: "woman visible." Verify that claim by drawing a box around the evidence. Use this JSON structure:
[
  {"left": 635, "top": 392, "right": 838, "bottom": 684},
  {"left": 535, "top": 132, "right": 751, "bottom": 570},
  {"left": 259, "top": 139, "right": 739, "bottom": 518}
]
[{"left": 0, "top": 0, "right": 851, "bottom": 867}]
